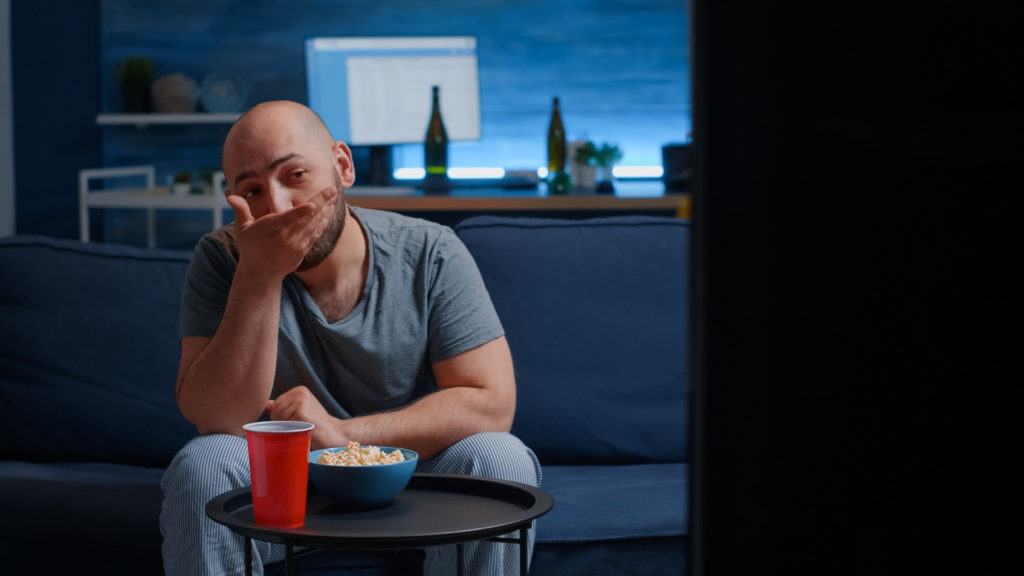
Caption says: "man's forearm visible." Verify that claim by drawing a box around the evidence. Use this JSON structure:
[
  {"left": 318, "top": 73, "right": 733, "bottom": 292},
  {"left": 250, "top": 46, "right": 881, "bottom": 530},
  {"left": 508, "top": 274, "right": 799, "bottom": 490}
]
[
  {"left": 332, "top": 337, "right": 517, "bottom": 459},
  {"left": 176, "top": 268, "right": 283, "bottom": 435},
  {"left": 331, "top": 384, "right": 515, "bottom": 460}
]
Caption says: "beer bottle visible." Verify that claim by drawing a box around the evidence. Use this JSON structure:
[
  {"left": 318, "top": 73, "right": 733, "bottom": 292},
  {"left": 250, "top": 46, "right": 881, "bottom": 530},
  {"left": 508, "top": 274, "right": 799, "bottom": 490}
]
[
  {"left": 424, "top": 86, "right": 448, "bottom": 181},
  {"left": 547, "top": 97, "right": 566, "bottom": 175}
]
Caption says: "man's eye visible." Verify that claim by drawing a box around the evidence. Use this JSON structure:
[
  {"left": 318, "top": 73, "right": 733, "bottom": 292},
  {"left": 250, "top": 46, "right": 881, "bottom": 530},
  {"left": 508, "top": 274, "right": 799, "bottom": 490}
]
[
  {"left": 242, "top": 188, "right": 260, "bottom": 199},
  {"left": 290, "top": 170, "right": 307, "bottom": 180}
]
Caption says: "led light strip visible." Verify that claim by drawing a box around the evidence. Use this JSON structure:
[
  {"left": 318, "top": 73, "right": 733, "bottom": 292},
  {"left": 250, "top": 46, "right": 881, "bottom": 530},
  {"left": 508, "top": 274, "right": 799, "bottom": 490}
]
[{"left": 396, "top": 166, "right": 664, "bottom": 180}]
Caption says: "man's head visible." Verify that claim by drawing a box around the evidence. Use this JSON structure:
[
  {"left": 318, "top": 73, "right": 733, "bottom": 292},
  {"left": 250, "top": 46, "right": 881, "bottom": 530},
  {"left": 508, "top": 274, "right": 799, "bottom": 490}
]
[{"left": 221, "top": 100, "right": 355, "bottom": 270}]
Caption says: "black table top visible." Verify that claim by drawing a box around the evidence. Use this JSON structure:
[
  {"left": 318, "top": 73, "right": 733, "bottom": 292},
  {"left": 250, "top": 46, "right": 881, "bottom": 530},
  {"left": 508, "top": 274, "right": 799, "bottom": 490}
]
[{"left": 206, "top": 473, "right": 553, "bottom": 550}]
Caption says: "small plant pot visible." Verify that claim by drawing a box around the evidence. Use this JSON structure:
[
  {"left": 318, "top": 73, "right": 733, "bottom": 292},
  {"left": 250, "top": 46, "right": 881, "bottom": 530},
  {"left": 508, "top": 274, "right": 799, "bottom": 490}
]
[
  {"left": 549, "top": 171, "right": 571, "bottom": 195},
  {"left": 595, "top": 165, "right": 615, "bottom": 194},
  {"left": 121, "top": 84, "right": 151, "bottom": 113}
]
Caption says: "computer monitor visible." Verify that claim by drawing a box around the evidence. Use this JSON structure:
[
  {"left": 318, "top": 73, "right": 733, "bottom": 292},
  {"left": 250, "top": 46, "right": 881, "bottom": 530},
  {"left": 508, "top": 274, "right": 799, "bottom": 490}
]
[{"left": 305, "top": 36, "right": 481, "bottom": 184}]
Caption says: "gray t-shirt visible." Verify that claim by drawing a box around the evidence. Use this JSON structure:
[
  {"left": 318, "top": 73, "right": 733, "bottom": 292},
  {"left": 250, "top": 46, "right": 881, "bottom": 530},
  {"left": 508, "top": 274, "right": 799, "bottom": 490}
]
[{"left": 178, "top": 206, "right": 504, "bottom": 419}]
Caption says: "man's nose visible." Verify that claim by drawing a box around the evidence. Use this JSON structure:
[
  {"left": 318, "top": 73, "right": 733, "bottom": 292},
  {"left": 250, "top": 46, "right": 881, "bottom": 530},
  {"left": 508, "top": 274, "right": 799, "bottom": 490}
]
[{"left": 266, "top": 184, "right": 294, "bottom": 215}]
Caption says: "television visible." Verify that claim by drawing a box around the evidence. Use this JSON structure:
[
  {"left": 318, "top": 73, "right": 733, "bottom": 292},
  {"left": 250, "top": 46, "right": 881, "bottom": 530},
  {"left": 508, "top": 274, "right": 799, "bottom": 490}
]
[{"left": 305, "top": 36, "right": 482, "bottom": 185}]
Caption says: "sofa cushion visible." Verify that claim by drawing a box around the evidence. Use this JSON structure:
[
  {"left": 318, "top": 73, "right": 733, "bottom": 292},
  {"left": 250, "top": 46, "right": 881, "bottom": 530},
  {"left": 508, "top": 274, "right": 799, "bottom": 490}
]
[
  {"left": 530, "top": 463, "right": 688, "bottom": 576},
  {"left": 531, "top": 538, "right": 687, "bottom": 576},
  {"left": 455, "top": 217, "right": 690, "bottom": 465},
  {"left": 0, "top": 460, "right": 167, "bottom": 573},
  {"left": 0, "top": 236, "right": 197, "bottom": 467},
  {"left": 537, "top": 463, "right": 688, "bottom": 542}
]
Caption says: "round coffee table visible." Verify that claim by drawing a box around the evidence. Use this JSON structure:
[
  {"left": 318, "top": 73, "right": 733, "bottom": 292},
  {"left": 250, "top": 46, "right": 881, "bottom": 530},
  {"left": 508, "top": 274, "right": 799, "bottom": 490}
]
[{"left": 206, "top": 473, "right": 553, "bottom": 575}]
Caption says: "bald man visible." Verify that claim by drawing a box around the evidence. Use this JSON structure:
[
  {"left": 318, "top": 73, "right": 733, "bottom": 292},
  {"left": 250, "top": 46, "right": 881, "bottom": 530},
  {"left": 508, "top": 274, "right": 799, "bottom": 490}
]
[{"left": 160, "top": 101, "right": 541, "bottom": 575}]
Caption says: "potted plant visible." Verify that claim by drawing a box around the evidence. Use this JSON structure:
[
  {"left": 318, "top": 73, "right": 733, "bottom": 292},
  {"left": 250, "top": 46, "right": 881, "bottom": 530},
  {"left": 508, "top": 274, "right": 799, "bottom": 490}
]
[
  {"left": 195, "top": 166, "right": 220, "bottom": 195},
  {"left": 172, "top": 172, "right": 192, "bottom": 196},
  {"left": 116, "top": 57, "right": 154, "bottom": 113},
  {"left": 573, "top": 141, "right": 623, "bottom": 193}
]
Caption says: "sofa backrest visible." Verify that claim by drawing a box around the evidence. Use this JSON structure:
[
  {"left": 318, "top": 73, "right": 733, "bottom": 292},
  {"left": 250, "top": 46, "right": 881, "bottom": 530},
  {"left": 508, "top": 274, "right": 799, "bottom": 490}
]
[
  {"left": 455, "top": 216, "right": 690, "bottom": 465},
  {"left": 0, "top": 236, "right": 197, "bottom": 467}
]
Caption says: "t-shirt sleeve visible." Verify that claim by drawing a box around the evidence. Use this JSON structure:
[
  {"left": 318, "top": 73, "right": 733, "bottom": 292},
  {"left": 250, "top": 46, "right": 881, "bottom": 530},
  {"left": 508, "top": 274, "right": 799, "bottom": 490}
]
[
  {"left": 426, "top": 228, "right": 505, "bottom": 363},
  {"left": 178, "top": 235, "right": 237, "bottom": 339}
]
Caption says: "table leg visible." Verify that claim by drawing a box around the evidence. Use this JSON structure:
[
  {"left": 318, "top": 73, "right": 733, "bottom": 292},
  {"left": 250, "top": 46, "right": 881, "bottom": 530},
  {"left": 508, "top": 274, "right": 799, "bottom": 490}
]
[
  {"left": 245, "top": 538, "right": 253, "bottom": 576},
  {"left": 457, "top": 542, "right": 464, "bottom": 576},
  {"left": 286, "top": 542, "right": 295, "bottom": 576},
  {"left": 520, "top": 525, "right": 529, "bottom": 575},
  {"left": 80, "top": 206, "right": 89, "bottom": 242},
  {"left": 146, "top": 208, "right": 155, "bottom": 249}
]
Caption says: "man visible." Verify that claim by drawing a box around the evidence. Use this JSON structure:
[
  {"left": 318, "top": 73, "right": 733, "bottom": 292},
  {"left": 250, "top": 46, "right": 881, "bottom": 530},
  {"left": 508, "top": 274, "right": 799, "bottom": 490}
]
[{"left": 160, "top": 100, "right": 541, "bottom": 575}]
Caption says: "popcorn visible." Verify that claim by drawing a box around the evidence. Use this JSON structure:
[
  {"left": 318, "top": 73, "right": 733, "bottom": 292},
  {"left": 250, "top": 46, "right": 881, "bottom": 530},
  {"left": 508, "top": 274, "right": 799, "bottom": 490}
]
[{"left": 316, "top": 441, "right": 405, "bottom": 466}]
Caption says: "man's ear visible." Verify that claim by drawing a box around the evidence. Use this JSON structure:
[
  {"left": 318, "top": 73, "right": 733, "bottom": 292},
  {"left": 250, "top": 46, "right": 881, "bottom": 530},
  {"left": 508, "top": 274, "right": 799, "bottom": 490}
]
[{"left": 333, "top": 141, "right": 356, "bottom": 188}]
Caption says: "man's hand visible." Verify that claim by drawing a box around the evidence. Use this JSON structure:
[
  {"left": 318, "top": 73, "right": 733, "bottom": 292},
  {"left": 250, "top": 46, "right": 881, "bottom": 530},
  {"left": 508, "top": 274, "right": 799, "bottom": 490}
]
[
  {"left": 265, "top": 386, "right": 344, "bottom": 450},
  {"left": 226, "top": 186, "right": 338, "bottom": 283}
]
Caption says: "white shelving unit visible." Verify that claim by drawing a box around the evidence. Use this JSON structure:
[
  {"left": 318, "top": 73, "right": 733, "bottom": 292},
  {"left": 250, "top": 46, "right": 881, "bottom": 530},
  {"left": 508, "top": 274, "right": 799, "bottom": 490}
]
[
  {"left": 96, "top": 113, "right": 241, "bottom": 127},
  {"left": 88, "top": 113, "right": 239, "bottom": 245},
  {"left": 79, "top": 166, "right": 228, "bottom": 248}
]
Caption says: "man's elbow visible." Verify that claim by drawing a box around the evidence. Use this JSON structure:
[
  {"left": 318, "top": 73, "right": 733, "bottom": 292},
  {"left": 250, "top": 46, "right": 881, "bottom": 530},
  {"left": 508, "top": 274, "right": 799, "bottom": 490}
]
[
  {"left": 187, "top": 415, "right": 244, "bottom": 438},
  {"left": 177, "top": 399, "right": 243, "bottom": 438},
  {"left": 491, "top": 388, "right": 516, "bottom": 432}
]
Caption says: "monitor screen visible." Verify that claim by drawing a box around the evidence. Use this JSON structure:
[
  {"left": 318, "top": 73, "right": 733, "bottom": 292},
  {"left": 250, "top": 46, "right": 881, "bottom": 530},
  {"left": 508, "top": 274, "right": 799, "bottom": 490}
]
[{"left": 305, "top": 36, "right": 481, "bottom": 146}]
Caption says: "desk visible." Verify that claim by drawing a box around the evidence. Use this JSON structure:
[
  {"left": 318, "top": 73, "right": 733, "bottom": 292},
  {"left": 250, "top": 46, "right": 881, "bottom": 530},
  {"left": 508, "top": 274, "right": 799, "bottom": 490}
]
[{"left": 347, "top": 181, "right": 691, "bottom": 219}]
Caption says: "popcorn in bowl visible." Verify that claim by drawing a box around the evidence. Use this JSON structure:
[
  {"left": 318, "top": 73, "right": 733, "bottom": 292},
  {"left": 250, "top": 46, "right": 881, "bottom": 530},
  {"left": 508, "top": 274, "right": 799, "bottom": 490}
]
[{"left": 316, "top": 441, "right": 406, "bottom": 466}]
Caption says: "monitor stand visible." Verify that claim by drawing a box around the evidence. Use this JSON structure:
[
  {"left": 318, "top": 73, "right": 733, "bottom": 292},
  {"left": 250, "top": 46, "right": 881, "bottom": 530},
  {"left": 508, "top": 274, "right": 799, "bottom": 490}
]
[{"left": 365, "top": 145, "right": 393, "bottom": 187}]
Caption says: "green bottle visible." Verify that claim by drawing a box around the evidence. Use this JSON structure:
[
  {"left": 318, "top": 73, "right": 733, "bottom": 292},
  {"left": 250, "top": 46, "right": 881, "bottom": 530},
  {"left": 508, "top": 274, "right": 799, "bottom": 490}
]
[
  {"left": 547, "top": 97, "right": 569, "bottom": 193},
  {"left": 547, "top": 97, "right": 566, "bottom": 173},
  {"left": 424, "top": 86, "right": 448, "bottom": 180}
]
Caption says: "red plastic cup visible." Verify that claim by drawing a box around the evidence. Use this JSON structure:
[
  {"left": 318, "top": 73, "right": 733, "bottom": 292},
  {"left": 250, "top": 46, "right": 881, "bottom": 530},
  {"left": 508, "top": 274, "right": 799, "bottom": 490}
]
[{"left": 243, "top": 421, "right": 315, "bottom": 528}]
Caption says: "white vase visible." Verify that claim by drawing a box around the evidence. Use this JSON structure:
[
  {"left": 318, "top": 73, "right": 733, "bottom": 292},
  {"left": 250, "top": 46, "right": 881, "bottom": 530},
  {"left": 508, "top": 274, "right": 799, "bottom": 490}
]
[
  {"left": 151, "top": 73, "right": 199, "bottom": 114},
  {"left": 572, "top": 164, "right": 596, "bottom": 189},
  {"left": 568, "top": 141, "right": 596, "bottom": 189}
]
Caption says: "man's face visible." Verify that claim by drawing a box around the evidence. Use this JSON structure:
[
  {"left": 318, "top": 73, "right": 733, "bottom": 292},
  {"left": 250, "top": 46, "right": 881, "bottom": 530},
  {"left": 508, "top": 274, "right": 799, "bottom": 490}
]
[{"left": 222, "top": 111, "right": 349, "bottom": 270}]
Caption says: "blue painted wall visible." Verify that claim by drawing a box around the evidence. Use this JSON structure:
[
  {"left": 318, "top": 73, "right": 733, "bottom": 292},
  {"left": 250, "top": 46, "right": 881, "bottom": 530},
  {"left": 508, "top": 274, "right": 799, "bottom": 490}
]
[
  {"left": 12, "top": 0, "right": 689, "bottom": 244},
  {"left": 100, "top": 0, "right": 690, "bottom": 181},
  {"left": 11, "top": 0, "right": 101, "bottom": 237}
]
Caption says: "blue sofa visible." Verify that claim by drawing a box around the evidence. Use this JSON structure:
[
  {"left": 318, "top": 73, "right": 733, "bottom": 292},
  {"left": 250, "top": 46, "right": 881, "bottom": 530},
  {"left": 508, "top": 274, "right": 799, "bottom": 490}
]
[{"left": 0, "top": 214, "right": 689, "bottom": 575}]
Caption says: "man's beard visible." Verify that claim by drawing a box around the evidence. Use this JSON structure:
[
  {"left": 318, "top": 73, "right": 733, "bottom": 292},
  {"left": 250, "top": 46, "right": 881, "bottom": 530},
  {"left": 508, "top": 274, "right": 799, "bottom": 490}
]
[{"left": 297, "top": 172, "right": 346, "bottom": 271}]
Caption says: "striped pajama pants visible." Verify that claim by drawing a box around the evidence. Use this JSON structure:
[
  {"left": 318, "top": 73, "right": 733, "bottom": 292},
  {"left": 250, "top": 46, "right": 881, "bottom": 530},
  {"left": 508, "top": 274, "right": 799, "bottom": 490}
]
[{"left": 160, "top": 432, "right": 543, "bottom": 575}]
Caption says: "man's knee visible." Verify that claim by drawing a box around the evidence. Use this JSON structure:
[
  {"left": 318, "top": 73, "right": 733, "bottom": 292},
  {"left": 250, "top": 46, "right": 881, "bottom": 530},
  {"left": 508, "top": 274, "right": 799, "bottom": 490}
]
[
  {"left": 162, "top": 433, "right": 250, "bottom": 495},
  {"left": 425, "top": 432, "right": 542, "bottom": 487}
]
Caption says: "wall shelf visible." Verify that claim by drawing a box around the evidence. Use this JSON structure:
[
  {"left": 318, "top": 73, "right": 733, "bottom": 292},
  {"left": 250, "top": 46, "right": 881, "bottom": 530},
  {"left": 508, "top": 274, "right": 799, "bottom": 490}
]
[{"left": 96, "top": 113, "right": 241, "bottom": 127}]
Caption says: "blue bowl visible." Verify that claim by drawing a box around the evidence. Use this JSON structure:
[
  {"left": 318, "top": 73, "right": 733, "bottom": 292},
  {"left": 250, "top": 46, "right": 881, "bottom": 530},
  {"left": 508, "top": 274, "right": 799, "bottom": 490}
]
[{"left": 308, "top": 446, "right": 418, "bottom": 509}]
